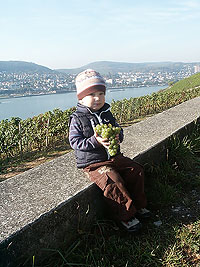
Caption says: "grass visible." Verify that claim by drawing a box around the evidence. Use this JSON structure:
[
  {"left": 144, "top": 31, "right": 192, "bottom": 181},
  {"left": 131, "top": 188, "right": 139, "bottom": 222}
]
[
  {"left": 168, "top": 72, "right": 200, "bottom": 92},
  {"left": 20, "top": 123, "right": 200, "bottom": 267}
]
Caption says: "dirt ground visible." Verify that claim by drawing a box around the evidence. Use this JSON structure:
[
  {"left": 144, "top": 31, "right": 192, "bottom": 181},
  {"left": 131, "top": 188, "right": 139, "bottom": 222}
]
[{"left": 0, "top": 149, "right": 71, "bottom": 181}]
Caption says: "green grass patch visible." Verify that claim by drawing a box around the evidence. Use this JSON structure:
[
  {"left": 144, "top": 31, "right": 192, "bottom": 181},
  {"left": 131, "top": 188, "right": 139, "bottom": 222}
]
[
  {"left": 163, "top": 221, "right": 200, "bottom": 266},
  {"left": 168, "top": 72, "right": 200, "bottom": 92}
]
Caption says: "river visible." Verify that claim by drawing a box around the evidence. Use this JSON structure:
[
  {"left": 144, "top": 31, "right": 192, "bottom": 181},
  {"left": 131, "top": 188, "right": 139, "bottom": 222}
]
[{"left": 0, "top": 85, "right": 167, "bottom": 120}]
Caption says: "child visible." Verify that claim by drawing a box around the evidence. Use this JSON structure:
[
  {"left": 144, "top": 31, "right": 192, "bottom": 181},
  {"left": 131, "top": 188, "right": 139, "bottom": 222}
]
[{"left": 69, "top": 69, "right": 150, "bottom": 232}]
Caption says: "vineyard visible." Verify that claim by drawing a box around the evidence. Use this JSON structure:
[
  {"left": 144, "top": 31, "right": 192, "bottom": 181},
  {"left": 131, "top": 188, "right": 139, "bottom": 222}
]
[
  {"left": 110, "top": 87, "right": 200, "bottom": 123},
  {"left": 167, "top": 72, "right": 200, "bottom": 92},
  {"left": 0, "top": 86, "right": 200, "bottom": 166}
]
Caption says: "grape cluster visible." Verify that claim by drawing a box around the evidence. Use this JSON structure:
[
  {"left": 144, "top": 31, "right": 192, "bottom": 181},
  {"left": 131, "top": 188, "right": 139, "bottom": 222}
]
[{"left": 94, "top": 123, "right": 121, "bottom": 156}]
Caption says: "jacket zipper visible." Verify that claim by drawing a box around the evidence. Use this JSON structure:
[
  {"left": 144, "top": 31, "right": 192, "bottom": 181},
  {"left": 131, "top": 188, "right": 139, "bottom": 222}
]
[{"left": 88, "top": 107, "right": 111, "bottom": 160}]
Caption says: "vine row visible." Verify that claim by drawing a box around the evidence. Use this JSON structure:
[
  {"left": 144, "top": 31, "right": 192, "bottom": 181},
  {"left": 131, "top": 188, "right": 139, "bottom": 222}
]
[{"left": 0, "top": 87, "right": 199, "bottom": 163}]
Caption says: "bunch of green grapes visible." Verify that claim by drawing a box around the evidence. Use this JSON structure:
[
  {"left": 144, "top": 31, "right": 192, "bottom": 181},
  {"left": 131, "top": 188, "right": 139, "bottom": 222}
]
[{"left": 94, "top": 123, "right": 121, "bottom": 156}]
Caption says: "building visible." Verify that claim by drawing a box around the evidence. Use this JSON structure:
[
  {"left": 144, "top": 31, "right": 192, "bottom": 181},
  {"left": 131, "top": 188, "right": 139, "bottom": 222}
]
[{"left": 194, "top": 65, "right": 200, "bottom": 73}]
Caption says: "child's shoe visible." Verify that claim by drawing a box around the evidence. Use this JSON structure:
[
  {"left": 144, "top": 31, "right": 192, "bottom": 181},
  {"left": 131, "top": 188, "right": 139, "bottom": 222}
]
[
  {"left": 136, "top": 208, "right": 151, "bottom": 219},
  {"left": 121, "top": 217, "right": 142, "bottom": 232}
]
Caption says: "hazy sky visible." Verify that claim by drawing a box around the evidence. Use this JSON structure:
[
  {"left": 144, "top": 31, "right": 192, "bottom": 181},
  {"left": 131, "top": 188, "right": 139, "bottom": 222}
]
[{"left": 1, "top": 0, "right": 200, "bottom": 69}]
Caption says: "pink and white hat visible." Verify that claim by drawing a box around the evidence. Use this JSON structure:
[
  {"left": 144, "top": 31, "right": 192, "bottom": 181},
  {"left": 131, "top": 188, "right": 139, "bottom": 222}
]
[{"left": 75, "top": 69, "right": 106, "bottom": 100}]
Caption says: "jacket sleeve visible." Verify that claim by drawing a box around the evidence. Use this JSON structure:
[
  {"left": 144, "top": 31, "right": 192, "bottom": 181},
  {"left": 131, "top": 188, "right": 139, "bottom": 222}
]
[{"left": 69, "top": 117, "right": 100, "bottom": 151}]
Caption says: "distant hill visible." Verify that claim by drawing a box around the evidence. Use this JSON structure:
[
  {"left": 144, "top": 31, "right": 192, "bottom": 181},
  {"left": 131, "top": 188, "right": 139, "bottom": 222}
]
[
  {"left": 1, "top": 60, "right": 200, "bottom": 75},
  {"left": 0, "top": 61, "right": 53, "bottom": 73},
  {"left": 168, "top": 72, "right": 200, "bottom": 92},
  {"left": 56, "top": 61, "right": 200, "bottom": 75}
]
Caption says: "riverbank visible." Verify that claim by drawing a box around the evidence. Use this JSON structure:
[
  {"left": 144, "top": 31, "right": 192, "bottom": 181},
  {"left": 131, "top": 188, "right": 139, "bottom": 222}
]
[
  {"left": 0, "top": 84, "right": 168, "bottom": 100},
  {"left": 0, "top": 85, "right": 167, "bottom": 121},
  {"left": 0, "top": 90, "right": 75, "bottom": 100}
]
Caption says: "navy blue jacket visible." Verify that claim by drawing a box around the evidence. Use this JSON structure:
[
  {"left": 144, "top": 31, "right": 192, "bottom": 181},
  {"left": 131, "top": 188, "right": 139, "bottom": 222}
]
[{"left": 69, "top": 103, "right": 123, "bottom": 168}]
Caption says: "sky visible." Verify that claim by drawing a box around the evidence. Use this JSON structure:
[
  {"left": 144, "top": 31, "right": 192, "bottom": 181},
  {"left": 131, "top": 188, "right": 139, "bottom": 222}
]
[{"left": 1, "top": 0, "right": 200, "bottom": 69}]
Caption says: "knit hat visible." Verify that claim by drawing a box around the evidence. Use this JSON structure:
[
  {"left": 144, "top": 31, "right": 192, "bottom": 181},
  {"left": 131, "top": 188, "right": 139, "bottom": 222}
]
[{"left": 75, "top": 69, "right": 106, "bottom": 100}]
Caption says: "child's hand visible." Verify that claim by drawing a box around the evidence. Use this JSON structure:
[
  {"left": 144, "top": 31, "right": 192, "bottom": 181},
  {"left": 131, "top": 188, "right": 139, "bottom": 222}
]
[
  {"left": 115, "top": 134, "right": 120, "bottom": 144},
  {"left": 94, "top": 132, "right": 110, "bottom": 148}
]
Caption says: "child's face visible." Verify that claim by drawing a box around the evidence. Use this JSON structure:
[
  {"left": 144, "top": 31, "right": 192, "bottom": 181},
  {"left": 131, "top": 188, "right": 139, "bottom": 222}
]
[{"left": 80, "top": 91, "right": 105, "bottom": 111}]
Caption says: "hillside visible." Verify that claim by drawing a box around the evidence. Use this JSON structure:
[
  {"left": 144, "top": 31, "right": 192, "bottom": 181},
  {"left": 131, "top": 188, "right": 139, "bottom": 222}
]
[
  {"left": 0, "top": 61, "right": 53, "bottom": 73},
  {"left": 168, "top": 72, "right": 200, "bottom": 92},
  {"left": 1, "top": 60, "right": 199, "bottom": 76},
  {"left": 56, "top": 61, "right": 199, "bottom": 75}
]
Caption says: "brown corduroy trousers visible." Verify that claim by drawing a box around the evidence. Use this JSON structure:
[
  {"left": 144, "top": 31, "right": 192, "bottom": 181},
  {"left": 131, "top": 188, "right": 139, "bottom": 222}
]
[{"left": 83, "top": 153, "right": 147, "bottom": 222}]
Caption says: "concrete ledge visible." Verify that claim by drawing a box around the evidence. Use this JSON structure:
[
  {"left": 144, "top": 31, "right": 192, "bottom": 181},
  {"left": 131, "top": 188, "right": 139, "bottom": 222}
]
[
  {"left": 0, "top": 97, "right": 200, "bottom": 266},
  {"left": 0, "top": 154, "right": 104, "bottom": 267},
  {"left": 121, "top": 97, "right": 200, "bottom": 161}
]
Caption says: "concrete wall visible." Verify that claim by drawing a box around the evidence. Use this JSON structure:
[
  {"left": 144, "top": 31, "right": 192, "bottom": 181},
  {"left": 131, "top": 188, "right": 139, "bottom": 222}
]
[{"left": 0, "top": 97, "right": 200, "bottom": 267}]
